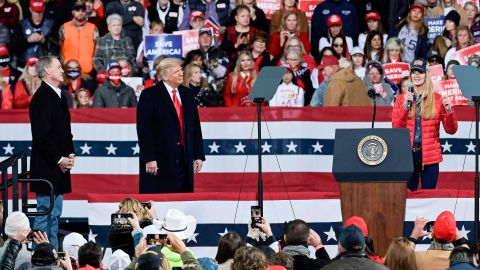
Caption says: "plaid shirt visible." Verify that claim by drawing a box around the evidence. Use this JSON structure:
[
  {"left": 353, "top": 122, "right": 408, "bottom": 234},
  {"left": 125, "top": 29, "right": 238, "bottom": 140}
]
[{"left": 93, "top": 32, "right": 135, "bottom": 72}]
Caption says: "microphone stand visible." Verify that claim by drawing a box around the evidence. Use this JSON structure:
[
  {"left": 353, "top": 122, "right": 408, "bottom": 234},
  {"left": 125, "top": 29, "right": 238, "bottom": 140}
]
[{"left": 368, "top": 90, "right": 377, "bottom": 128}]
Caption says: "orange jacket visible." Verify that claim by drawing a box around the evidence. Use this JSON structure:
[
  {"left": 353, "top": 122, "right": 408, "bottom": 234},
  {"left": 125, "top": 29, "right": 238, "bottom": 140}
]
[
  {"left": 61, "top": 21, "right": 96, "bottom": 73},
  {"left": 392, "top": 92, "right": 458, "bottom": 166}
]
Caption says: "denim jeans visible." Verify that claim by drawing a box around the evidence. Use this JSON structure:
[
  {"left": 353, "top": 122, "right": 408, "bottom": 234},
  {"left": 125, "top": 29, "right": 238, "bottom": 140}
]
[
  {"left": 408, "top": 150, "right": 439, "bottom": 191},
  {"left": 33, "top": 194, "right": 63, "bottom": 249}
]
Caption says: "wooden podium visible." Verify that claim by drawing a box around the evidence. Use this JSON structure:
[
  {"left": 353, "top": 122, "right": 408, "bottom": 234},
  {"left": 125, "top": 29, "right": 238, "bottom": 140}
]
[{"left": 333, "top": 129, "right": 413, "bottom": 256}]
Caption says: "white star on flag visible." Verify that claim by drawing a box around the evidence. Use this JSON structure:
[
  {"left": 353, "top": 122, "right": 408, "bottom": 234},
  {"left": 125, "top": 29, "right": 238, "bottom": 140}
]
[
  {"left": 324, "top": 226, "right": 337, "bottom": 242},
  {"left": 2, "top": 143, "right": 14, "bottom": 155},
  {"left": 261, "top": 141, "right": 272, "bottom": 153},
  {"left": 459, "top": 225, "right": 470, "bottom": 240},
  {"left": 105, "top": 143, "right": 117, "bottom": 155},
  {"left": 441, "top": 141, "right": 452, "bottom": 153},
  {"left": 131, "top": 143, "right": 140, "bottom": 155},
  {"left": 466, "top": 141, "right": 476, "bottom": 153},
  {"left": 187, "top": 232, "right": 199, "bottom": 243},
  {"left": 80, "top": 143, "right": 92, "bottom": 155},
  {"left": 208, "top": 141, "right": 220, "bottom": 153},
  {"left": 312, "top": 141, "right": 324, "bottom": 153},
  {"left": 234, "top": 141, "right": 246, "bottom": 153},
  {"left": 286, "top": 141, "right": 298, "bottom": 153},
  {"left": 89, "top": 229, "right": 98, "bottom": 242},
  {"left": 219, "top": 228, "right": 229, "bottom": 237}
]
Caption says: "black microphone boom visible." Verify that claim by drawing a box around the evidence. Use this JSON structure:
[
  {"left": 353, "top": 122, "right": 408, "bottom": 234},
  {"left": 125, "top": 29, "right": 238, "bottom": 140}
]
[{"left": 368, "top": 89, "right": 376, "bottom": 99}]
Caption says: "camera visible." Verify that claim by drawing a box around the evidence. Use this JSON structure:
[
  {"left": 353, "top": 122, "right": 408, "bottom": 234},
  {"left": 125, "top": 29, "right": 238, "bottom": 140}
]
[
  {"left": 57, "top": 252, "right": 66, "bottom": 260},
  {"left": 146, "top": 234, "right": 169, "bottom": 246},
  {"left": 27, "top": 230, "right": 42, "bottom": 241},
  {"left": 111, "top": 213, "right": 133, "bottom": 230},
  {"left": 141, "top": 202, "right": 152, "bottom": 209},
  {"left": 424, "top": 221, "right": 435, "bottom": 233},
  {"left": 251, "top": 206, "right": 263, "bottom": 229}
]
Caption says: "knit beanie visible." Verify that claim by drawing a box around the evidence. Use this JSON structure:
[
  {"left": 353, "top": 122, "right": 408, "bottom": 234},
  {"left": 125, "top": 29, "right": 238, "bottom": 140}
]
[{"left": 5, "top": 211, "right": 30, "bottom": 238}]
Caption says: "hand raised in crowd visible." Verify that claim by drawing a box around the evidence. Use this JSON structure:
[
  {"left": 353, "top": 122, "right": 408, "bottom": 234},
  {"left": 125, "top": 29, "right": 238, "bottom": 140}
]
[
  {"left": 127, "top": 211, "right": 140, "bottom": 229},
  {"left": 167, "top": 233, "right": 188, "bottom": 254},
  {"left": 410, "top": 216, "right": 430, "bottom": 240},
  {"left": 307, "top": 229, "right": 323, "bottom": 248},
  {"left": 58, "top": 250, "right": 73, "bottom": 270},
  {"left": 145, "top": 200, "right": 158, "bottom": 219},
  {"left": 13, "top": 228, "right": 30, "bottom": 243},
  {"left": 146, "top": 160, "right": 158, "bottom": 175},
  {"left": 136, "top": 236, "right": 148, "bottom": 258},
  {"left": 235, "top": 34, "right": 248, "bottom": 48},
  {"left": 33, "top": 230, "right": 50, "bottom": 245},
  {"left": 255, "top": 217, "right": 273, "bottom": 237},
  {"left": 280, "top": 31, "right": 290, "bottom": 46},
  {"left": 442, "top": 97, "right": 453, "bottom": 113}
]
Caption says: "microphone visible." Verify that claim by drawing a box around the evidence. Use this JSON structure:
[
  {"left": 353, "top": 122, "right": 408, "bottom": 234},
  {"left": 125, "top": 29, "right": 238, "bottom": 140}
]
[
  {"left": 407, "top": 83, "right": 414, "bottom": 111},
  {"left": 368, "top": 89, "right": 376, "bottom": 99}
]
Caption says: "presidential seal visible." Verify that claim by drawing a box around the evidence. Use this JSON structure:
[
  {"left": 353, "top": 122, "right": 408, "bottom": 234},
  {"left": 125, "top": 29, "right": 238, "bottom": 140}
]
[{"left": 357, "top": 135, "right": 388, "bottom": 166}]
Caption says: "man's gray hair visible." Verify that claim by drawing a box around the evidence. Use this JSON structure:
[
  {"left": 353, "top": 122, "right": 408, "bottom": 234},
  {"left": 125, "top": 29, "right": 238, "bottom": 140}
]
[
  {"left": 106, "top": 14, "right": 123, "bottom": 25},
  {"left": 36, "top": 56, "right": 57, "bottom": 79},
  {"left": 157, "top": 58, "right": 183, "bottom": 80}
]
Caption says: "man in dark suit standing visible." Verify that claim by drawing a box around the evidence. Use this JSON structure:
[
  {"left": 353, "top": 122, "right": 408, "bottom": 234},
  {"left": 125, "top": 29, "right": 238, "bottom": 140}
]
[
  {"left": 137, "top": 58, "right": 205, "bottom": 193},
  {"left": 29, "top": 56, "right": 75, "bottom": 249}
]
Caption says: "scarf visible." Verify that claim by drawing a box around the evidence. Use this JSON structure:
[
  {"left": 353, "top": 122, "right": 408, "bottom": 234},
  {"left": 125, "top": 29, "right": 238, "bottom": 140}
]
[{"left": 282, "top": 245, "right": 310, "bottom": 257}]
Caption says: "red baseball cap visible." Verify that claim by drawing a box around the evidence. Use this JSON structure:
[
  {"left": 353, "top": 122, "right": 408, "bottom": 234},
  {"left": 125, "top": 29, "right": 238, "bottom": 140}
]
[
  {"left": 0, "top": 45, "right": 9, "bottom": 57},
  {"left": 433, "top": 211, "right": 457, "bottom": 242},
  {"left": 318, "top": 55, "right": 339, "bottom": 70},
  {"left": 327, "top": 14, "right": 342, "bottom": 27},
  {"left": 410, "top": 2, "right": 426, "bottom": 14},
  {"left": 344, "top": 216, "right": 368, "bottom": 237},
  {"left": 190, "top": 10, "right": 205, "bottom": 21},
  {"left": 265, "top": 266, "right": 287, "bottom": 270},
  {"left": 365, "top": 11, "right": 381, "bottom": 22},
  {"left": 26, "top": 57, "right": 38, "bottom": 66},
  {"left": 30, "top": 0, "right": 45, "bottom": 13}
]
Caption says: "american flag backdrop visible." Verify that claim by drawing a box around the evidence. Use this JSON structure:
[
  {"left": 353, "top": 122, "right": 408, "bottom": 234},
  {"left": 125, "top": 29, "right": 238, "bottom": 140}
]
[{"left": 0, "top": 106, "right": 478, "bottom": 257}]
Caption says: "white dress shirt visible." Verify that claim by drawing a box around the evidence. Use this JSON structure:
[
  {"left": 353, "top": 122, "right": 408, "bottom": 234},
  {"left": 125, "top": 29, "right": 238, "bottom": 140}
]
[
  {"left": 164, "top": 82, "right": 182, "bottom": 104},
  {"left": 44, "top": 81, "right": 62, "bottom": 98}
]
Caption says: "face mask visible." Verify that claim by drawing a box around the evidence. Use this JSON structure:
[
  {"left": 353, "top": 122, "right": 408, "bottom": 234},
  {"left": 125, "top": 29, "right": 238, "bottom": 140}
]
[
  {"left": 66, "top": 68, "right": 81, "bottom": 79},
  {"left": 121, "top": 67, "right": 131, "bottom": 77},
  {"left": 109, "top": 74, "right": 121, "bottom": 84},
  {"left": 0, "top": 57, "right": 10, "bottom": 67}
]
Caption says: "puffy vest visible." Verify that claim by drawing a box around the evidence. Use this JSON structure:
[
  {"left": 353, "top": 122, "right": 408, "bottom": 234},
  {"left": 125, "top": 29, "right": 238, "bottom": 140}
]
[
  {"left": 19, "top": 18, "right": 54, "bottom": 63},
  {"left": 61, "top": 21, "right": 96, "bottom": 73},
  {"left": 147, "top": 0, "right": 179, "bottom": 33}
]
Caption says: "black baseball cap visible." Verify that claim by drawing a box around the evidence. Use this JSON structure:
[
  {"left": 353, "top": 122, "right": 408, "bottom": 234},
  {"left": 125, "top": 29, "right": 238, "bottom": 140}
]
[{"left": 410, "top": 59, "right": 429, "bottom": 73}]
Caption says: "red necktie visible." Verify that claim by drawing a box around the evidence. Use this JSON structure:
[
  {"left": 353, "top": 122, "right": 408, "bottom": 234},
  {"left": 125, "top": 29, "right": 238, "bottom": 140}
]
[{"left": 172, "top": 88, "right": 184, "bottom": 144}]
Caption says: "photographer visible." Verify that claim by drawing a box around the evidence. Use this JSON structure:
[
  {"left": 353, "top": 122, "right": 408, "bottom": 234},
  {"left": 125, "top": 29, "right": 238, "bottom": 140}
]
[
  {"left": 0, "top": 212, "right": 50, "bottom": 269},
  {"left": 31, "top": 243, "right": 73, "bottom": 270},
  {"left": 109, "top": 198, "right": 156, "bottom": 258},
  {"left": 408, "top": 211, "right": 470, "bottom": 270},
  {"left": 247, "top": 216, "right": 280, "bottom": 253}
]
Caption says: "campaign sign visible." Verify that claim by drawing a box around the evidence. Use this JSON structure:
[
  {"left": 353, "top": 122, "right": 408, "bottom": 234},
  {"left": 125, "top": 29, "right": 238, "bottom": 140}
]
[
  {"left": 174, "top": 29, "right": 200, "bottom": 57},
  {"left": 144, "top": 34, "right": 182, "bottom": 61},
  {"left": 429, "top": 64, "right": 445, "bottom": 84},
  {"left": 257, "top": 0, "right": 281, "bottom": 19},
  {"left": 435, "top": 79, "right": 469, "bottom": 106},
  {"left": 383, "top": 62, "right": 410, "bottom": 84},
  {"left": 424, "top": 16, "right": 445, "bottom": 44},
  {"left": 299, "top": 0, "right": 324, "bottom": 21},
  {"left": 472, "top": 21, "right": 480, "bottom": 43},
  {"left": 453, "top": 43, "right": 480, "bottom": 64}
]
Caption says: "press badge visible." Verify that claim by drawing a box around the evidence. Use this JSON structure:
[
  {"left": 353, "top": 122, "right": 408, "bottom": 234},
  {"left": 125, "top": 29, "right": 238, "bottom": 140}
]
[{"left": 169, "top": 12, "right": 178, "bottom": 17}]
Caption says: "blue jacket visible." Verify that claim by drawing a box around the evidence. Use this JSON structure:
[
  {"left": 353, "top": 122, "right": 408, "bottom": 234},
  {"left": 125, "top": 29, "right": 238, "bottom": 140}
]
[
  {"left": 448, "top": 261, "right": 478, "bottom": 270},
  {"left": 311, "top": 0, "right": 359, "bottom": 59}
]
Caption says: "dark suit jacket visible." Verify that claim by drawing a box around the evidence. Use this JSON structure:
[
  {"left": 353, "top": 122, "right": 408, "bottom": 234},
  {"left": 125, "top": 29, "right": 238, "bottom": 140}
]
[
  {"left": 136, "top": 81, "right": 205, "bottom": 193},
  {"left": 29, "top": 81, "right": 74, "bottom": 195}
]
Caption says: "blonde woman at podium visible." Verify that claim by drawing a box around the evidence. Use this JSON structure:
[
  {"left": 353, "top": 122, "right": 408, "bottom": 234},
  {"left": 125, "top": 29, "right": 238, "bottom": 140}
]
[{"left": 392, "top": 59, "right": 458, "bottom": 191}]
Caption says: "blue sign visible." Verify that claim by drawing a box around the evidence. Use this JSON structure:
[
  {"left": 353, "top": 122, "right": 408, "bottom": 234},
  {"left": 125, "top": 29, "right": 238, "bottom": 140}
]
[
  {"left": 424, "top": 16, "right": 445, "bottom": 44},
  {"left": 144, "top": 34, "right": 183, "bottom": 60}
]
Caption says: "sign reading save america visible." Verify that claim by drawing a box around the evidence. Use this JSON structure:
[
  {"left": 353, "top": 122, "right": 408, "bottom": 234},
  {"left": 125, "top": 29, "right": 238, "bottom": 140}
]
[
  {"left": 256, "top": 0, "right": 281, "bottom": 19},
  {"left": 383, "top": 62, "right": 410, "bottom": 84},
  {"left": 299, "top": 0, "right": 325, "bottom": 21},
  {"left": 453, "top": 43, "right": 480, "bottom": 64},
  {"left": 144, "top": 34, "right": 183, "bottom": 60}
]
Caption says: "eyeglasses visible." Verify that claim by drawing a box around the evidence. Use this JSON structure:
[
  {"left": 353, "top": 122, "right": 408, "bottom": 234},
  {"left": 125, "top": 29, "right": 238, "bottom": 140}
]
[{"left": 333, "top": 43, "right": 344, "bottom": 47}]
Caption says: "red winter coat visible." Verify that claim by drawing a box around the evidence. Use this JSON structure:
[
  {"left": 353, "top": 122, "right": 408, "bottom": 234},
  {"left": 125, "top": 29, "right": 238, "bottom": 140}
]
[
  {"left": 392, "top": 92, "right": 458, "bottom": 166},
  {"left": 268, "top": 31, "right": 310, "bottom": 61}
]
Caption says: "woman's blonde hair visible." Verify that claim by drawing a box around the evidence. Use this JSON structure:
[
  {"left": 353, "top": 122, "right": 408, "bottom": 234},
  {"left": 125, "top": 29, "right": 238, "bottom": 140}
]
[
  {"left": 74, "top": 88, "right": 92, "bottom": 108},
  {"left": 282, "top": 37, "right": 307, "bottom": 60},
  {"left": 116, "top": 197, "right": 152, "bottom": 221},
  {"left": 397, "top": 9, "right": 428, "bottom": 35},
  {"left": 408, "top": 71, "right": 435, "bottom": 120},
  {"left": 232, "top": 246, "right": 269, "bottom": 270},
  {"left": 383, "top": 37, "right": 405, "bottom": 63},
  {"left": 19, "top": 64, "right": 41, "bottom": 96},
  {"left": 384, "top": 237, "right": 417, "bottom": 270},
  {"left": 452, "top": 25, "right": 474, "bottom": 48},
  {"left": 183, "top": 63, "right": 209, "bottom": 89},
  {"left": 280, "top": 11, "right": 301, "bottom": 33},
  {"left": 230, "top": 50, "right": 257, "bottom": 94}
]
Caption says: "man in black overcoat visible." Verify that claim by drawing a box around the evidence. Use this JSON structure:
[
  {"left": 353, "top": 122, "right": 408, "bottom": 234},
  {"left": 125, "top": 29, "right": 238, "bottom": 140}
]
[
  {"left": 137, "top": 58, "right": 205, "bottom": 193},
  {"left": 29, "top": 56, "right": 75, "bottom": 249}
]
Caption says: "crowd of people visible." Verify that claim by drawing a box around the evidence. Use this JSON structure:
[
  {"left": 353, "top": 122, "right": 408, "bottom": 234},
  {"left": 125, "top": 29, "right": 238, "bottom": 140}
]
[
  {"left": 0, "top": 198, "right": 477, "bottom": 270},
  {"left": 0, "top": 0, "right": 479, "bottom": 109}
]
